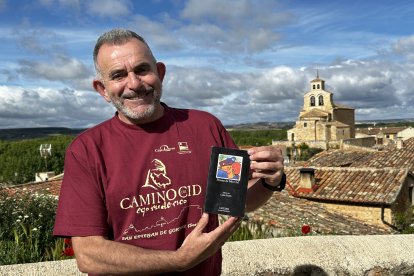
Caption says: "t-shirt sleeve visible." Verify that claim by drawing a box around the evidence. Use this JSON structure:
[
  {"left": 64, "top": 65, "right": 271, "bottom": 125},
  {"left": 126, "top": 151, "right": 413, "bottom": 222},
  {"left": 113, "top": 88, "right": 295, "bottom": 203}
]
[
  {"left": 216, "top": 117, "right": 238, "bottom": 149},
  {"left": 54, "top": 145, "right": 109, "bottom": 238}
]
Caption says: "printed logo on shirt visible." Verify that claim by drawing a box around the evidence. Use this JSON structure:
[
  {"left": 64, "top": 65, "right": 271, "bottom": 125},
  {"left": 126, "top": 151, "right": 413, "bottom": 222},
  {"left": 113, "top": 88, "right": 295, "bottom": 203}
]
[
  {"left": 177, "top": 141, "right": 192, "bottom": 154},
  {"left": 120, "top": 205, "right": 202, "bottom": 241},
  {"left": 142, "top": 159, "right": 171, "bottom": 190},
  {"left": 120, "top": 159, "right": 202, "bottom": 216},
  {"left": 154, "top": 145, "right": 176, "bottom": 153},
  {"left": 119, "top": 158, "right": 203, "bottom": 242}
]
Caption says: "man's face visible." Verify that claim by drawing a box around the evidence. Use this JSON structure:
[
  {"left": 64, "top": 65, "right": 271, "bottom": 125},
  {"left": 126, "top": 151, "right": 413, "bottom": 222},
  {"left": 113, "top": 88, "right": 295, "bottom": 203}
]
[{"left": 94, "top": 38, "right": 165, "bottom": 124}]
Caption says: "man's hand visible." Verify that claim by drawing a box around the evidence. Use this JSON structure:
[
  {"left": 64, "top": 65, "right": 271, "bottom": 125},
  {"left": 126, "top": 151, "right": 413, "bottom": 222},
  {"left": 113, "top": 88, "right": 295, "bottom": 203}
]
[
  {"left": 248, "top": 145, "right": 284, "bottom": 186},
  {"left": 245, "top": 146, "right": 284, "bottom": 211},
  {"left": 176, "top": 213, "right": 241, "bottom": 271}
]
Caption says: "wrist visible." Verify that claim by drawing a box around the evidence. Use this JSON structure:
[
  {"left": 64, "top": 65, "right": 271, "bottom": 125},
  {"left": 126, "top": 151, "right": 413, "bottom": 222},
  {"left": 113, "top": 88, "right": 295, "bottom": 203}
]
[
  {"left": 174, "top": 248, "right": 190, "bottom": 272},
  {"left": 261, "top": 173, "right": 286, "bottom": 192}
]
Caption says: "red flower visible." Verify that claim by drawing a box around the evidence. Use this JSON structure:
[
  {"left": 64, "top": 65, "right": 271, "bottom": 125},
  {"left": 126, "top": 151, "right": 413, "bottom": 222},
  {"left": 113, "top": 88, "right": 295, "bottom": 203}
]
[
  {"left": 301, "top": 224, "right": 311, "bottom": 235},
  {"left": 62, "top": 238, "right": 74, "bottom": 257},
  {"left": 62, "top": 247, "right": 74, "bottom": 257},
  {"left": 64, "top": 238, "right": 72, "bottom": 246}
]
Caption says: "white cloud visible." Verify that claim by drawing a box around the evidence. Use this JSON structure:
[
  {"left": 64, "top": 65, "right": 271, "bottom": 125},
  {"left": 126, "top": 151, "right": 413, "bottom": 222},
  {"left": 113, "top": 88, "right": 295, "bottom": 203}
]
[
  {"left": 87, "top": 0, "right": 131, "bottom": 18},
  {"left": 392, "top": 35, "right": 414, "bottom": 60},
  {"left": 17, "top": 55, "right": 92, "bottom": 82},
  {"left": 179, "top": 0, "right": 293, "bottom": 53},
  {"left": 12, "top": 24, "right": 65, "bottom": 55},
  {"left": 129, "top": 15, "right": 183, "bottom": 51},
  {"left": 0, "top": 86, "right": 114, "bottom": 128}
]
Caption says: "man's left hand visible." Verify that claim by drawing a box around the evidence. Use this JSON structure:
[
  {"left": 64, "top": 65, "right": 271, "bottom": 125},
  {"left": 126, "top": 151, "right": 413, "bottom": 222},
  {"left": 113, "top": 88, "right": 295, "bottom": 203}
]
[{"left": 248, "top": 145, "right": 284, "bottom": 186}]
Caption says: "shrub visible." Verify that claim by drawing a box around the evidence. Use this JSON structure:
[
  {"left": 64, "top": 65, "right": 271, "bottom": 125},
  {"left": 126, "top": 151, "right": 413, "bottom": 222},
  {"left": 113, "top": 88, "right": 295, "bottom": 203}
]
[{"left": 0, "top": 191, "right": 71, "bottom": 265}]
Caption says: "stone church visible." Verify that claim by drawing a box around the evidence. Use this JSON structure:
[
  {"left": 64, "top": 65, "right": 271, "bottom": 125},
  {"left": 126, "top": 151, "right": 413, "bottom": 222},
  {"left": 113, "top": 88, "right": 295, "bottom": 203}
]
[{"left": 287, "top": 75, "right": 355, "bottom": 149}]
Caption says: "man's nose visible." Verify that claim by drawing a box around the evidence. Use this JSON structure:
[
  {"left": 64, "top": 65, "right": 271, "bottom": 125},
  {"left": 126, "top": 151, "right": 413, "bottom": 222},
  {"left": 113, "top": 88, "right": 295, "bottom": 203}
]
[{"left": 127, "top": 72, "right": 142, "bottom": 90}]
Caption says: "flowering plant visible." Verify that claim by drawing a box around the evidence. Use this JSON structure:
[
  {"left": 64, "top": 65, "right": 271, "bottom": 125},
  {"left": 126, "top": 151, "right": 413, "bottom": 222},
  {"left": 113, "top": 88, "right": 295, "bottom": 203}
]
[
  {"left": 62, "top": 238, "right": 75, "bottom": 257},
  {"left": 301, "top": 224, "right": 311, "bottom": 235}
]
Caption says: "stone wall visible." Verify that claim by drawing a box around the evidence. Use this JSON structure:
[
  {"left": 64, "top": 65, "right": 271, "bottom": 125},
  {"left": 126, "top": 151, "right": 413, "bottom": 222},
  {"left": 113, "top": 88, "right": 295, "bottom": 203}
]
[
  {"left": 2, "top": 235, "right": 414, "bottom": 275},
  {"left": 333, "top": 108, "right": 355, "bottom": 137},
  {"left": 272, "top": 140, "right": 331, "bottom": 150},
  {"left": 321, "top": 202, "right": 392, "bottom": 227},
  {"left": 342, "top": 136, "right": 376, "bottom": 149}
]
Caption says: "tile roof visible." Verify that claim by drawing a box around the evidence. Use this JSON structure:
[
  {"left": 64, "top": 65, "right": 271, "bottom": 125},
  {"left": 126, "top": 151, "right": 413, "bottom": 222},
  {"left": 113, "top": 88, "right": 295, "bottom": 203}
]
[
  {"left": 333, "top": 103, "right": 354, "bottom": 109},
  {"left": 300, "top": 109, "right": 329, "bottom": 118},
  {"left": 356, "top": 126, "right": 408, "bottom": 135},
  {"left": 306, "top": 137, "right": 414, "bottom": 171},
  {"left": 304, "top": 150, "right": 375, "bottom": 167},
  {"left": 284, "top": 167, "right": 409, "bottom": 205},
  {"left": 248, "top": 190, "right": 392, "bottom": 235},
  {"left": 323, "top": 121, "right": 350, "bottom": 127},
  {"left": 1, "top": 178, "right": 62, "bottom": 197}
]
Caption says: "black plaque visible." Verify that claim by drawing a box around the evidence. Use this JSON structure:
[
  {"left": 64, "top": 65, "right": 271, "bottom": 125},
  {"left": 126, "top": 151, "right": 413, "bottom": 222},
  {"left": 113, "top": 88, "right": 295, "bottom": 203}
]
[{"left": 204, "top": 147, "right": 250, "bottom": 217}]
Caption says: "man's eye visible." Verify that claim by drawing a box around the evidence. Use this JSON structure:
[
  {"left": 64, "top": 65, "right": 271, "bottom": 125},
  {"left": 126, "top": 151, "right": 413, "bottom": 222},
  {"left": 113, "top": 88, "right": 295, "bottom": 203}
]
[
  {"left": 135, "top": 66, "right": 150, "bottom": 74},
  {"left": 111, "top": 73, "right": 126, "bottom": 80}
]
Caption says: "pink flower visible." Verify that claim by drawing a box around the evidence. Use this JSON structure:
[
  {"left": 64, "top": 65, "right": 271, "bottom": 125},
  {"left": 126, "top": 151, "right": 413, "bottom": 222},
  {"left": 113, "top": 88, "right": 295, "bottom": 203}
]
[{"left": 301, "top": 224, "right": 311, "bottom": 235}]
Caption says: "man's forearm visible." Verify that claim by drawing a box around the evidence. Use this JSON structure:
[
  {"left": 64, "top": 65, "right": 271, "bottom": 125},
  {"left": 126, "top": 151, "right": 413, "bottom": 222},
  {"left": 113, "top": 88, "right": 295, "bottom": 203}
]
[
  {"left": 72, "top": 236, "right": 186, "bottom": 275},
  {"left": 245, "top": 178, "right": 273, "bottom": 212}
]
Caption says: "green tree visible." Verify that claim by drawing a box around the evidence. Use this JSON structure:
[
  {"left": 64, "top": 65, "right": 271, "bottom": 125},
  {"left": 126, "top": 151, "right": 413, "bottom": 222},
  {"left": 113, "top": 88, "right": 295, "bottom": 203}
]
[
  {"left": 0, "top": 135, "right": 74, "bottom": 185},
  {"left": 228, "top": 129, "right": 287, "bottom": 146}
]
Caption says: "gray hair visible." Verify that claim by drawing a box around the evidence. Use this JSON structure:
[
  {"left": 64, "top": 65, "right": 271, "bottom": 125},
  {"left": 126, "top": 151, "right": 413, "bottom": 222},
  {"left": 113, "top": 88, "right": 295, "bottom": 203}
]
[{"left": 93, "top": 28, "right": 156, "bottom": 78}]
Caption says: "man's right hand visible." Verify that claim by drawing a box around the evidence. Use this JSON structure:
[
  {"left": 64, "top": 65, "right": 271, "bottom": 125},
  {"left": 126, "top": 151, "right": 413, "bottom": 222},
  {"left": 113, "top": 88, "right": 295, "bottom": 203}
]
[{"left": 175, "top": 213, "right": 241, "bottom": 271}]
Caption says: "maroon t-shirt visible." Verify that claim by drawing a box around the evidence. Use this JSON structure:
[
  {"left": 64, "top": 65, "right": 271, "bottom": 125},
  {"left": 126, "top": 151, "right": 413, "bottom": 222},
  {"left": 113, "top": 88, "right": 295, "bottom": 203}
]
[{"left": 54, "top": 104, "right": 237, "bottom": 275}]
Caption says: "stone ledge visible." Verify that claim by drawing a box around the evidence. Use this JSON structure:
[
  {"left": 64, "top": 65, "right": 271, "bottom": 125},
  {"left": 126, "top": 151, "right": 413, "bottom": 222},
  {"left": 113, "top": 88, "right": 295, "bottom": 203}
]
[{"left": 1, "top": 234, "right": 414, "bottom": 275}]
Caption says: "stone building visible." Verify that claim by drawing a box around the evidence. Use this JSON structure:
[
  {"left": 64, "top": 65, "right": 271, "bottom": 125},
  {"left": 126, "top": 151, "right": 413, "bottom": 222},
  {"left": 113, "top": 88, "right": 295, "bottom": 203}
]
[
  {"left": 291, "top": 137, "right": 414, "bottom": 229},
  {"left": 356, "top": 126, "right": 414, "bottom": 146},
  {"left": 285, "top": 166, "right": 413, "bottom": 229},
  {"left": 287, "top": 75, "right": 355, "bottom": 149}
]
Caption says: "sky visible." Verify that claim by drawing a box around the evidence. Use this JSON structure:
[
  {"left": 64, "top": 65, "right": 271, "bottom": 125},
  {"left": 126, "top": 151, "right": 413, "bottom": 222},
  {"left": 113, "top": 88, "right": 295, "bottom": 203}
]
[{"left": 1, "top": 0, "right": 414, "bottom": 129}]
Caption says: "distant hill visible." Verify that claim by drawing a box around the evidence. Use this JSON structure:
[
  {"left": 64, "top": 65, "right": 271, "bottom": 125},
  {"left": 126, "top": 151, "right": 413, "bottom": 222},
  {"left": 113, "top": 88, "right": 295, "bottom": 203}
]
[
  {"left": 0, "top": 127, "right": 86, "bottom": 140},
  {"left": 225, "top": 121, "right": 294, "bottom": 130},
  {"left": 1, "top": 117, "right": 413, "bottom": 140}
]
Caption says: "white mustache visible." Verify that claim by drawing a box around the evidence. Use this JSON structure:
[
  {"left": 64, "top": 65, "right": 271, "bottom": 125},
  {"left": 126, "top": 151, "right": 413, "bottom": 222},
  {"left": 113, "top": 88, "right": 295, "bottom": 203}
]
[{"left": 122, "top": 87, "right": 154, "bottom": 99}]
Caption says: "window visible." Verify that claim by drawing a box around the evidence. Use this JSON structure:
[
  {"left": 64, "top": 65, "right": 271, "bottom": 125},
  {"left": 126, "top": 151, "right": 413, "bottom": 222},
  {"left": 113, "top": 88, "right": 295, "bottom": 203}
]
[
  {"left": 310, "top": 96, "right": 315, "bottom": 106},
  {"left": 312, "top": 84, "right": 316, "bottom": 89},
  {"left": 317, "top": 84, "right": 320, "bottom": 89},
  {"left": 304, "top": 122, "right": 307, "bottom": 127},
  {"left": 318, "top": 95, "right": 324, "bottom": 106}
]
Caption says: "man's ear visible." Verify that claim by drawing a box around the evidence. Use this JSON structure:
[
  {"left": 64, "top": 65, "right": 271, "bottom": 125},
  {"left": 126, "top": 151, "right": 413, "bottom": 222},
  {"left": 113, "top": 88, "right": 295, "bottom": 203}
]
[
  {"left": 93, "top": 79, "right": 111, "bottom": 102},
  {"left": 156, "top": 62, "right": 166, "bottom": 82}
]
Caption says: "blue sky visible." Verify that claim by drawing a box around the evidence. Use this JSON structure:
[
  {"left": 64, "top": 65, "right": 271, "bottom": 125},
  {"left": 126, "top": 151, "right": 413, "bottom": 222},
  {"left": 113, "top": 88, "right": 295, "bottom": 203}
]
[{"left": 1, "top": 0, "right": 414, "bottom": 128}]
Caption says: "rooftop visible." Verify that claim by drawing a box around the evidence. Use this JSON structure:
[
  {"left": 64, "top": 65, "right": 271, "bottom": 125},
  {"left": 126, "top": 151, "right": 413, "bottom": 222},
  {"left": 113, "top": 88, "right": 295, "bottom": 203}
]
[
  {"left": 248, "top": 190, "right": 391, "bottom": 235},
  {"left": 285, "top": 167, "right": 410, "bottom": 206}
]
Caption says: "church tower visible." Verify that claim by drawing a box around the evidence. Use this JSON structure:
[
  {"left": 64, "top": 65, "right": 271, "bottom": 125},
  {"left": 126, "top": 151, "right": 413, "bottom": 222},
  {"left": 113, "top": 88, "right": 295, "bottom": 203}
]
[{"left": 287, "top": 73, "right": 355, "bottom": 149}]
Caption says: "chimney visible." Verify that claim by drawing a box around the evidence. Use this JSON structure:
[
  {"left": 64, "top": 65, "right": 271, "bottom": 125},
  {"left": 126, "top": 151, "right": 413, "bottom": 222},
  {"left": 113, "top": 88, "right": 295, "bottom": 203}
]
[
  {"left": 396, "top": 137, "right": 403, "bottom": 149},
  {"left": 299, "top": 168, "right": 316, "bottom": 192}
]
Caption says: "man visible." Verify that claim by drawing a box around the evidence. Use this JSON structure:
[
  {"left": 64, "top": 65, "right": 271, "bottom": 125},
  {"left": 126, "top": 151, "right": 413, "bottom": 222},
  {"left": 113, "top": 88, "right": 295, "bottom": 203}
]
[{"left": 54, "top": 28, "right": 285, "bottom": 275}]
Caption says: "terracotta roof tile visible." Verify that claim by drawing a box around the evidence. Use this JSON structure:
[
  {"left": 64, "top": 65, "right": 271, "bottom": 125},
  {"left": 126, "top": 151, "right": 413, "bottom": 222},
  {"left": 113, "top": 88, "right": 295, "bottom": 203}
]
[
  {"left": 356, "top": 126, "right": 408, "bottom": 135},
  {"left": 248, "top": 191, "right": 392, "bottom": 235},
  {"left": 300, "top": 109, "right": 330, "bottom": 118},
  {"left": 285, "top": 167, "right": 409, "bottom": 205},
  {"left": 306, "top": 137, "right": 414, "bottom": 172},
  {"left": 1, "top": 179, "right": 62, "bottom": 197}
]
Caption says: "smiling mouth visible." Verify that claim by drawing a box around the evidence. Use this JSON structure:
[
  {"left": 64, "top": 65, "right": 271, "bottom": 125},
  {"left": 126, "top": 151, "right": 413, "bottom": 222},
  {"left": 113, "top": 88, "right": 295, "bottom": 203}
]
[{"left": 123, "top": 88, "right": 154, "bottom": 100}]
